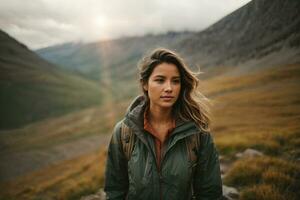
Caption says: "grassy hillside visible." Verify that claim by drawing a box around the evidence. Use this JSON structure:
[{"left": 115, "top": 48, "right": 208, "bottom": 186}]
[
  {"left": 0, "top": 148, "right": 107, "bottom": 200},
  {"left": 1, "top": 63, "right": 299, "bottom": 200},
  {"left": 0, "top": 98, "right": 131, "bottom": 181},
  {"left": 206, "top": 64, "right": 300, "bottom": 199},
  {"left": 0, "top": 30, "right": 104, "bottom": 130},
  {"left": 0, "top": 90, "right": 132, "bottom": 200}
]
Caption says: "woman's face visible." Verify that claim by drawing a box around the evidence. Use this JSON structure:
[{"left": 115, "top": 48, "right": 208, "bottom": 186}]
[{"left": 143, "top": 62, "right": 181, "bottom": 110}]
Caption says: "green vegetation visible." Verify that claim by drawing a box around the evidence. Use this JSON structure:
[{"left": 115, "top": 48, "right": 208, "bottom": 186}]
[
  {"left": 0, "top": 67, "right": 104, "bottom": 130},
  {"left": 0, "top": 30, "right": 105, "bottom": 130}
]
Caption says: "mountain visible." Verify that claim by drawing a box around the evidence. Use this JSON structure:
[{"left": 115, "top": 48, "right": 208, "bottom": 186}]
[
  {"left": 0, "top": 30, "right": 103, "bottom": 130},
  {"left": 181, "top": 0, "right": 300, "bottom": 71},
  {"left": 37, "top": 0, "right": 300, "bottom": 79},
  {"left": 36, "top": 31, "right": 194, "bottom": 81}
]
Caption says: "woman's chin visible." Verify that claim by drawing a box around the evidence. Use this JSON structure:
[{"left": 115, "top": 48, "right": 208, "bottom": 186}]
[{"left": 158, "top": 101, "right": 176, "bottom": 109}]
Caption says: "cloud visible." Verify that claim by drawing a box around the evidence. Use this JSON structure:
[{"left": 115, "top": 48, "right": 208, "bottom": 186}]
[{"left": 0, "top": 0, "right": 251, "bottom": 49}]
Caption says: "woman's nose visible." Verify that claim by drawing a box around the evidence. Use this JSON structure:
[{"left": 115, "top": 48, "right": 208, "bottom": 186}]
[{"left": 164, "top": 82, "right": 172, "bottom": 92}]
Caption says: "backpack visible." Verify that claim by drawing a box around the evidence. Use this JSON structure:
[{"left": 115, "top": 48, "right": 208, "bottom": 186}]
[{"left": 120, "top": 122, "right": 201, "bottom": 163}]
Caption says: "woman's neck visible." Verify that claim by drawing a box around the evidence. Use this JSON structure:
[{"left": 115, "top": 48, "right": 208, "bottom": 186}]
[{"left": 148, "top": 104, "right": 173, "bottom": 125}]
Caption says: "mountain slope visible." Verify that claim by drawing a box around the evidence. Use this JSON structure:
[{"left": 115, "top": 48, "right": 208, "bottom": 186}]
[
  {"left": 0, "top": 30, "right": 103, "bottom": 130},
  {"left": 36, "top": 31, "right": 195, "bottom": 103},
  {"left": 181, "top": 0, "right": 300, "bottom": 70},
  {"left": 36, "top": 31, "right": 194, "bottom": 81}
]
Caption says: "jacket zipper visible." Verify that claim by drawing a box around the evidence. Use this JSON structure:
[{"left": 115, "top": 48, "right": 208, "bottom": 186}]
[
  {"left": 157, "top": 134, "right": 176, "bottom": 200},
  {"left": 159, "top": 171, "right": 163, "bottom": 200},
  {"left": 158, "top": 135, "right": 186, "bottom": 200},
  {"left": 158, "top": 141, "right": 166, "bottom": 200}
]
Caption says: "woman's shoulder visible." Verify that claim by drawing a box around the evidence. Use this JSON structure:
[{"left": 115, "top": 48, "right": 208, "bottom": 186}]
[
  {"left": 191, "top": 124, "right": 214, "bottom": 147},
  {"left": 197, "top": 129, "right": 218, "bottom": 154},
  {"left": 113, "top": 120, "right": 123, "bottom": 129},
  {"left": 110, "top": 120, "right": 126, "bottom": 144}
]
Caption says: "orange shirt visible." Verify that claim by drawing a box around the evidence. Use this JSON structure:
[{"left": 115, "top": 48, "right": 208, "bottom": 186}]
[{"left": 143, "top": 111, "right": 176, "bottom": 170}]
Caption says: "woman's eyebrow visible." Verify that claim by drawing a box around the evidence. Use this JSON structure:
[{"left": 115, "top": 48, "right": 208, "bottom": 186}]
[
  {"left": 153, "top": 75, "right": 180, "bottom": 78},
  {"left": 172, "top": 76, "right": 180, "bottom": 79},
  {"left": 153, "top": 75, "right": 165, "bottom": 78}
]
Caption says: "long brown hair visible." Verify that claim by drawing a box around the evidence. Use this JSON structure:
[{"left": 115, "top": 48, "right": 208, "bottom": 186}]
[{"left": 138, "top": 48, "right": 211, "bottom": 131}]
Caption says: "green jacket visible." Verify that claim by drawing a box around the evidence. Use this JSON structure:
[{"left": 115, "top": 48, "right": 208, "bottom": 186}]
[{"left": 104, "top": 96, "right": 222, "bottom": 200}]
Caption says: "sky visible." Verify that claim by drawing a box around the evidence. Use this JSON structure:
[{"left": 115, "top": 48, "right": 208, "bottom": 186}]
[{"left": 0, "top": 0, "right": 251, "bottom": 50}]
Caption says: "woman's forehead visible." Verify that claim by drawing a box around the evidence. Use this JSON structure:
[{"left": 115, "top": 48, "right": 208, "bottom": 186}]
[{"left": 151, "top": 63, "right": 180, "bottom": 77}]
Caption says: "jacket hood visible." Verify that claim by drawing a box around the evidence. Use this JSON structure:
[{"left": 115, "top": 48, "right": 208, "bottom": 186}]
[{"left": 124, "top": 95, "right": 147, "bottom": 129}]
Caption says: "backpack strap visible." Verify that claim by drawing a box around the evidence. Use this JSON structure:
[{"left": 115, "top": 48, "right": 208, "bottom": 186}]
[
  {"left": 120, "top": 122, "right": 135, "bottom": 161},
  {"left": 186, "top": 132, "right": 201, "bottom": 199},
  {"left": 186, "top": 132, "right": 201, "bottom": 164}
]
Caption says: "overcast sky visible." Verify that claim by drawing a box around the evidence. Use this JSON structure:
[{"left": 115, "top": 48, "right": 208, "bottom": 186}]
[{"left": 0, "top": 0, "right": 251, "bottom": 50}]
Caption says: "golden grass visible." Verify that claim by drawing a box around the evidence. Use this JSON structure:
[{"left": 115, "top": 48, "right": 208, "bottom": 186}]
[
  {"left": 224, "top": 156, "right": 300, "bottom": 185},
  {"left": 240, "top": 184, "right": 290, "bottom": 200},
  {"left": 200, "top": 64, "right": 300, "bottom": 98},
  {"left": 262, "top": 169, "right": 295, "bottom": 189},
  {"left": 206, "top": 64, "right": 300, "bottom": 157},
  {"left": 207, "top": 64, "right": 300, "bottom": 199},
  {"left": 0, "top": 147, "right": 107, "bottom": 200},
  {"left": 224, "top": 156, "right": 300, "bottom": 200},
  {"left": 215, "top": 130, "right": 300, "bottom": 157}
]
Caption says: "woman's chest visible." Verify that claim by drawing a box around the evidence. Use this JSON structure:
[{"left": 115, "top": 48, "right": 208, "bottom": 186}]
[{"left": 127, "top": 139, "right": 193, "bottom": 186}]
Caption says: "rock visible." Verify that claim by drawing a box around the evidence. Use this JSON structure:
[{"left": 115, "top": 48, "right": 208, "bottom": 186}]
[
  {"left": 80, "top": 194, "right": 102, "bottom": 200},
  {"left": 80, "top": 188, "right": 106, "bottom": 200},
  {"left": 222, "top": 185, "right": 239, "bottom": 200},
  {"left": 220, "top": 162, "right": 231, "bottom": 175},
  {"left": 219, "top": 155, "right": 233, "bottom": 177},
  {"left": 235, "top": 148, "right": 264, "bottom": 159},
  {"left": 219, "top": 155, "right": 225, "bottom": 161}
]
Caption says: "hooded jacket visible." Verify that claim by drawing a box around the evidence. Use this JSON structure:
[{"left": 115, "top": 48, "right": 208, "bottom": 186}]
[{"left": 104, "top": 95, "right": 223, "bottom": 200}]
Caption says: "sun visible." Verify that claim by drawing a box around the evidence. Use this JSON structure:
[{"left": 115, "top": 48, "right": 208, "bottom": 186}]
[{"left": 94, "top": 15, "right": 108, "bottom": 29}]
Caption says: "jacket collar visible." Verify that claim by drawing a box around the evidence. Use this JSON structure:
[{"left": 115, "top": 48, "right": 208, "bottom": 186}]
[{"left": 124, "top": 95, "right": 198, "bottom": 135}]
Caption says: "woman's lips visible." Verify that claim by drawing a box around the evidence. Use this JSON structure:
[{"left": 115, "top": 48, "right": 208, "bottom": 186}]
[{"left": 161, "top": 96, "right": 174, "bottom": 101}]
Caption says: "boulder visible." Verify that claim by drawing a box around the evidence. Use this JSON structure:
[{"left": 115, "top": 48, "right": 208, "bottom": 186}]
[
  {"left": 80, "top": 188, "right": 105, "bottom": 200},
  {"left": 235, "top": 148, "right": 264, "bottom": 159},
  {"left": 222, "top": 185, "right": 239, "bottom": 200}
]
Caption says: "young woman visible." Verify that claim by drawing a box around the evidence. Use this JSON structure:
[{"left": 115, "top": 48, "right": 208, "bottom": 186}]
[{"left": 104, "top": 48, "right": 222, "bottom": 200}]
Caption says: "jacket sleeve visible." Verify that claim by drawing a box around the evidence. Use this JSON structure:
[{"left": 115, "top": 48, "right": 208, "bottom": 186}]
[
  {"left": 104, "top": 121, "right": 129, "bottom": 200},
  {"left": 193, "top": 132, "right": 223, "bottom": 200}
]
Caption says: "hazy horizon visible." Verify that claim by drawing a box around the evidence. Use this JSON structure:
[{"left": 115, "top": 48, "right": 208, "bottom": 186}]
[{"left": 0, "top": 0, "right": 251, "bottom": 50}]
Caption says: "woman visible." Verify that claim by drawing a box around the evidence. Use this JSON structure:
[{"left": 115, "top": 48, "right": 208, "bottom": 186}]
[{"left": 104, "top": 48, "right": 222, "bottom": 200}]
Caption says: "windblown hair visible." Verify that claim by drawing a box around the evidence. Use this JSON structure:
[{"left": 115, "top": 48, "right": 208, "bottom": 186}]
[{"left": 138, "top": 48, "right": 211, "bottom": 131}]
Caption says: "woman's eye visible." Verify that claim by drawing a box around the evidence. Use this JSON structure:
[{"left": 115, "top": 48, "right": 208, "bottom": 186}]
[
  {"left": 155, "top": 79, "right": 164, "bottom": 83},
  {"left": 173, "top": 79, "right": 180, "bottom": 84}
]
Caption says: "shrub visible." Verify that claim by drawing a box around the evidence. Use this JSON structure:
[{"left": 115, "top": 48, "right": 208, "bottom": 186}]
[
  {"left": 224, "top": 156, "right": 300, "bottom": 200},
  {"left": 240, "top": 184, "right": 292, "bottom": 200}
]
